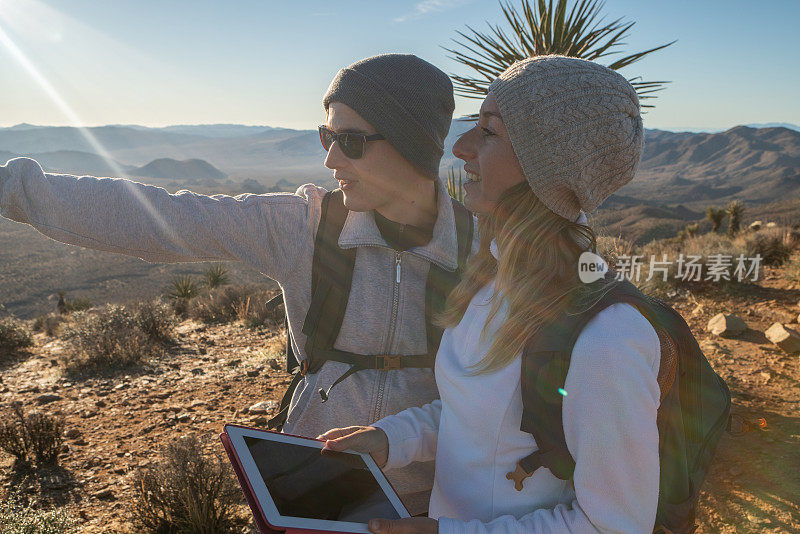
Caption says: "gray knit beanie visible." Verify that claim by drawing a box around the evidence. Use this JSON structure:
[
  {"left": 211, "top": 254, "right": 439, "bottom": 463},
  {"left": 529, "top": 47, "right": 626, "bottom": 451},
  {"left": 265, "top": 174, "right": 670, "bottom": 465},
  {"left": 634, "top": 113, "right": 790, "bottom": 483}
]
[
  {"left": 489, "top": 55, "right": 644, "bottom": 221},
  {"left": 323, "top": 54, "right": 455, "bottom": 178}
]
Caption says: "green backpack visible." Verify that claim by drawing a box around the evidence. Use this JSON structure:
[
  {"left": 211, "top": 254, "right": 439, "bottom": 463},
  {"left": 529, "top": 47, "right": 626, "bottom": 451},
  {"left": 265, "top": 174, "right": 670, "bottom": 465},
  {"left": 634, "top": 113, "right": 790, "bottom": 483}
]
[{"left": 512, "top": 275, "right": 731, "bottom": 534}]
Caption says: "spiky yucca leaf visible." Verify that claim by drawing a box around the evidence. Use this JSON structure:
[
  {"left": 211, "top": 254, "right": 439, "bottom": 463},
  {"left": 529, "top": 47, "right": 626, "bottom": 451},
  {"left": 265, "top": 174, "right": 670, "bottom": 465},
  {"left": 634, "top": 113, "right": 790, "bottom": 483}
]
[
  {"left": 446, "top": 167, "right": 465, "bottom": 202},
  {"left": 203, "top": 264, "right": 229, "bottom": 289},
  {"left": 445, "top": 0, "right": 674, "bottom": 116},
  {"left": 167, "top": 275, "right": 201, "bottom": 301}
]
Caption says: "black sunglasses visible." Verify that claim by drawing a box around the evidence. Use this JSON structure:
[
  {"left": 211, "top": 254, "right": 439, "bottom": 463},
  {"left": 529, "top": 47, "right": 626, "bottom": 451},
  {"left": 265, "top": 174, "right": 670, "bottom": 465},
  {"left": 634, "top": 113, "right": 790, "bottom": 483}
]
[{"left": 318, "top": 125, "right": 385, "bottom": 159}]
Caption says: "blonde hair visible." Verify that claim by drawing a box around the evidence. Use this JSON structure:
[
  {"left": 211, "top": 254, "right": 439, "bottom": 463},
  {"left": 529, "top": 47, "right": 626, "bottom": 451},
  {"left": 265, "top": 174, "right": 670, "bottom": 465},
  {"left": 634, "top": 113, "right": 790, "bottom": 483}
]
[{"left": 438, "top": 182, "right": 598, "bottom": 374}]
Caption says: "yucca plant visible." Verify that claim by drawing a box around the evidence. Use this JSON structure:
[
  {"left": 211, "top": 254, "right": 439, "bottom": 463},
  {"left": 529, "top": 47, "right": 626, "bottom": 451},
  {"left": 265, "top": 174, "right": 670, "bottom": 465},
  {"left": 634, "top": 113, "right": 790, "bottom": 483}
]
[
  {"left": 445, "top": 0, "right": 674, "bottom": 117},
  {"left": 727, "top": 200, "right": 744, "bottom": 238},
  {"left": 685, "top": 223, "right": 699, "bottom": 238},
  {"left": 167, "top": 275, "right": 201, "bottom": 301},
  {"left": 203, "top": 265, "right": 229, "bottom": 289},
  {"left": 705, "top": 206, "right": 726, "bottom": 233},
  {"left": 446, "top": 167, "right": 465, "bottom": 202}
]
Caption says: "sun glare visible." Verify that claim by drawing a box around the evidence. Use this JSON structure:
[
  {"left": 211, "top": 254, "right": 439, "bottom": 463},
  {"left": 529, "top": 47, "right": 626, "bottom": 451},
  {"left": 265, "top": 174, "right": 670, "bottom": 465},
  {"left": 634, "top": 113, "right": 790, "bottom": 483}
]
[{"left": 0, "top": 14, "right": 190, "bottom": 251}]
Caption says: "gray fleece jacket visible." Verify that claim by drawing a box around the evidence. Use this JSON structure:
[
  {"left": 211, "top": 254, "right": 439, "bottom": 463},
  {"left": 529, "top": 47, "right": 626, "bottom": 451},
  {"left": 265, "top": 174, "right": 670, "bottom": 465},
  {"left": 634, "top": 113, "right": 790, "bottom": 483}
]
[{"left": 0, "top": 157, "right": 477, "bottom": 514}]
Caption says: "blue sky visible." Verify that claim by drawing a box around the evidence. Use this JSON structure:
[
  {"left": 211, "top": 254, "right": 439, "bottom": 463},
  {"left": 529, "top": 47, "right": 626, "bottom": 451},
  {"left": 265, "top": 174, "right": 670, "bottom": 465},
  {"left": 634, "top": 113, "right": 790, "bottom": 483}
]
[{"left": 1, "top": 0, "right": 798, "bottom": 131}]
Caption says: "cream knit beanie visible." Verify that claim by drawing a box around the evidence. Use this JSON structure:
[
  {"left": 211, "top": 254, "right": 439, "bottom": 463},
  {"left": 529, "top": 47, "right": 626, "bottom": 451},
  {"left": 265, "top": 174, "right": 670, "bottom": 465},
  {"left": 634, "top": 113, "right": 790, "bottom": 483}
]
[{"left": 489, "top": 55, "right": 644, "bottom": 221}]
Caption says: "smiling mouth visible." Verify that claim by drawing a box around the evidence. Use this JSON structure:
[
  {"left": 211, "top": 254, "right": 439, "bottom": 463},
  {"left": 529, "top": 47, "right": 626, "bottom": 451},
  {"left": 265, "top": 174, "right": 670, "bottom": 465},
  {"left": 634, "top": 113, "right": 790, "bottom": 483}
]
[{"left": 337, "top": 178, "right": 357, "bottom": 190}]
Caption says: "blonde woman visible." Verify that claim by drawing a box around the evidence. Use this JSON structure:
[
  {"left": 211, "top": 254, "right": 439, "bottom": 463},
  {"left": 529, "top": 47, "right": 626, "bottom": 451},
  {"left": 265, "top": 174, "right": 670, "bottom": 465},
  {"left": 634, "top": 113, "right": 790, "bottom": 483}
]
[{"left": 320, "top": 56, "right": 661, "bottom": 534}]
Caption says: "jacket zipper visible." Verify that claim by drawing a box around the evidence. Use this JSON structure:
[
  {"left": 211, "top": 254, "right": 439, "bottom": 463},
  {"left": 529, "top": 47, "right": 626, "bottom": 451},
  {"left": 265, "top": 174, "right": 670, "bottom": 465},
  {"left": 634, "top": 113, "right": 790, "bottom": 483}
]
[{"left": 373, "top": 252, "right": 402, "bottom": 421}]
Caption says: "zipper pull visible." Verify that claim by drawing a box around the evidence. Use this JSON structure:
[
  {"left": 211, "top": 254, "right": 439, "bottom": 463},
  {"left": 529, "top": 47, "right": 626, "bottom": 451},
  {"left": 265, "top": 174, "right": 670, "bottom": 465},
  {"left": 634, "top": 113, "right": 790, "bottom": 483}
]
[{"left": 395, "top": 253, "right": 402, "bottom": 284}]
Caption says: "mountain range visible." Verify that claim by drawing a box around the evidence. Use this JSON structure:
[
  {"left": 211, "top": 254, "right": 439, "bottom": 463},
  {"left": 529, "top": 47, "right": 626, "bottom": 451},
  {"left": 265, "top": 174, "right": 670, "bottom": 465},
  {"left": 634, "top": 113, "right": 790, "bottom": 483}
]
[{"left": 1, "top": 122, "right": 798, "bottom": 230}]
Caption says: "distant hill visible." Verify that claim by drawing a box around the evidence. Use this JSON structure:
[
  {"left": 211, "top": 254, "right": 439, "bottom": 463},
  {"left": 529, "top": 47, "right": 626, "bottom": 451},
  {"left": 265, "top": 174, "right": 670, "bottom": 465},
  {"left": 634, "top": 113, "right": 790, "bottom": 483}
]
[
  {"left": 2, "top": 122, "right": 798, "bottom": 208},
  {"left": 114, "top": 124, "right": 281, "bottom": 138},
  {"left": 129, "top": 158, "right": 226, "bottom": 182},
  {"left": 620, "top": 126, "right": 799, "bottom": 207},
  {"left": 747, "top": 122, "right": 800, "bottom": 132},
  {"left": 0, "top": 149, "right": 131, "bottom": 177}
]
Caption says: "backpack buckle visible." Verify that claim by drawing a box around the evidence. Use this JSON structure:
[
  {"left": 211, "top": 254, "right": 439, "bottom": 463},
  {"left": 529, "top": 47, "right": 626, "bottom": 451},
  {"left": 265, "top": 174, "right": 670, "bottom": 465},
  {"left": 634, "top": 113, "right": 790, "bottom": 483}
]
[
  {"left": 506, "top": 461, "right": 534, "bottom": 491},
  {"left": 375, "top": 355, "right": 402, "bottom": 371}
]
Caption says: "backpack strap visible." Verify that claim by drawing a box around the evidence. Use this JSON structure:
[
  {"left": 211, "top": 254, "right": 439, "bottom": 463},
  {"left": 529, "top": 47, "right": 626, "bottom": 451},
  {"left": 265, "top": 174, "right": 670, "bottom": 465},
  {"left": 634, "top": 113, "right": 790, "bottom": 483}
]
[
  {"left": 301, "top": 189, "right": 355, "bottom": 355},
  {"left": 512, "top": 277, "right": 654, "bottom": 485}
]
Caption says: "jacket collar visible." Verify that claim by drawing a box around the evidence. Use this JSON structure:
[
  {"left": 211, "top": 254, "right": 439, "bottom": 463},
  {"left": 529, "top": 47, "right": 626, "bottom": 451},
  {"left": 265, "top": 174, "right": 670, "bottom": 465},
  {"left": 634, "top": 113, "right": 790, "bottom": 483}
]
[{"left": 337, "top": 178, "right": 460, "bottom": 271}]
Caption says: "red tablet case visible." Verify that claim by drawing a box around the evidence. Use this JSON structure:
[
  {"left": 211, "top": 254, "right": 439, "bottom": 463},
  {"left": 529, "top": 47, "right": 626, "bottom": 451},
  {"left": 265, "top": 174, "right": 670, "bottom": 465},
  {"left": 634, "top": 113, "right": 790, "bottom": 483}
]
[{"left": 220, "top": 424, "right": 393, "bottom": 534}]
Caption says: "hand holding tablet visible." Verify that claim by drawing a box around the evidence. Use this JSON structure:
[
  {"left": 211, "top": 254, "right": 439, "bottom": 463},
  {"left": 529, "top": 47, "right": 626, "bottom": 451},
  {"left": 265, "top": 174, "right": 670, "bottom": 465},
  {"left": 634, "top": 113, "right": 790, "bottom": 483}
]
[
  {"left": 220, "top": 424, "right": 409, "bottom": 534},
  {"left": 317, "top": 426, "right": 389, "bottom": 468}
]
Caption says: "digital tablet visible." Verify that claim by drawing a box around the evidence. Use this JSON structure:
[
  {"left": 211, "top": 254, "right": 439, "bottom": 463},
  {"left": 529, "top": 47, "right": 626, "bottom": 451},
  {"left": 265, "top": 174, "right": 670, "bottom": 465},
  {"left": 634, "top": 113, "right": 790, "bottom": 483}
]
[{"left": 221, "top": 424, "right": 410, "bottom": 534}]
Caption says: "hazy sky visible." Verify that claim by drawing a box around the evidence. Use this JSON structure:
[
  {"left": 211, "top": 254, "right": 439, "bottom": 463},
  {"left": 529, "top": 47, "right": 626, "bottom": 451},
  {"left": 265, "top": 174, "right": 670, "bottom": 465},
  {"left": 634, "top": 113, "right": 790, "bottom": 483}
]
[{"left": 1, "top": 0, "right": 798, "bottom": 131}]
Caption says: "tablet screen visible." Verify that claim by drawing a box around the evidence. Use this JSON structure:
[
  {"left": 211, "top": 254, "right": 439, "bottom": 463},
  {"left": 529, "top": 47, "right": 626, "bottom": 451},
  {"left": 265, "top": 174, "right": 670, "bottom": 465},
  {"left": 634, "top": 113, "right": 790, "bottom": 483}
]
[{"left": 243, "top": 436, "right": 401, "bottom": 523}]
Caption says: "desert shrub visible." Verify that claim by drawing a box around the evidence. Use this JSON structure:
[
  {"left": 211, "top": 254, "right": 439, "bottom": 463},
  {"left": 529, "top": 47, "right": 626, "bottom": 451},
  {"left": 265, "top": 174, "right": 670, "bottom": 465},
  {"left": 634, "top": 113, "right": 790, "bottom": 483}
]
[
  {"left": 685, "top": 223, "right": 699, "bottom": 238},
  {"left": 61, "top": 303, "right": 174, "bottom": 375},
  {"left": 0, "top": 489, "right": 74, "bottom": 534},
  {"left": 167, "top": 276, "right": 201, "bottom": 301},
  {"left": 166, "top": 276, "right": 202, "bottom": 319},
  {"left": 726, "top": 200, "right": 744, "bottom": 237},
  {"left": 189, "top": 286, "right": 281, "bottom": 329},
  {"left": 783, "top": 254, "right": 800, "bottom": 282},
  {"left": 129, "top": 436, "right": 243, "bottom": 534},
  {"left": 0, "top": 404, "right": 64, "bottom": 466},
  {"left": 0, "top": 318, "right": 33, "bottom": 362},
  {"left": 32, "top": 314, "right": 67, "bottom": 337},
  {"left": 705, "top": 206, "right": 726, "bottom": 233},
  {"left": 130, "top": 300, "right": 177, "bottom": 344},
  {"left": 745, "top": 229, "right": 793, "bottom": 266},
  {"left": 203, "top": 265, "right": 229, "bottom": 289},
  {"left": 64, "top": 297, "right": 92, "bottom": 313}
]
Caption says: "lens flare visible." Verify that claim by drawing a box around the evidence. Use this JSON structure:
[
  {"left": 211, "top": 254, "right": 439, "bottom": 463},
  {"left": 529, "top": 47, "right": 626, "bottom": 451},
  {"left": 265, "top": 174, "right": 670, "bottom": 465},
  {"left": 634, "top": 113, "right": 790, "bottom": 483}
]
[{"left": 0, "top": 23, "right": 190, "bottom": 249}]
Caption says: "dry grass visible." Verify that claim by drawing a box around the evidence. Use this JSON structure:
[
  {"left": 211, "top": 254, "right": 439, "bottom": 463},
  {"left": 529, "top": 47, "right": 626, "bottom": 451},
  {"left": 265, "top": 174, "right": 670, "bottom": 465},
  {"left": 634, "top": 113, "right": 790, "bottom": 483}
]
[
  {"left": 188, "top": 285, "right": 282, "bottom": 329},
  {"left": 0, "top": 404, "right": 65, "bottom": 467},
  {"left": 597, "top": 225, "right": 799, "bottom": 294},
  {"left": 0, "top": 318, "right": 33, "bottom": 363},
  {"left": 59, "top": 301, "right": 176, "bottom": 376},
  {"left": 129, "top": 436, "right": 244, "bottom": 533}
]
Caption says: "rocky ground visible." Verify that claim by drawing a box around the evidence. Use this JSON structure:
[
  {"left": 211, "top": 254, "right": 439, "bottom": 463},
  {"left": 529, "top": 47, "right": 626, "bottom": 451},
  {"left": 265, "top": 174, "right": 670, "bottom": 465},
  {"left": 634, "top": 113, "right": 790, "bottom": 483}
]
[{"left": 1, "top": 264, "right": 799, "bottom": 533}]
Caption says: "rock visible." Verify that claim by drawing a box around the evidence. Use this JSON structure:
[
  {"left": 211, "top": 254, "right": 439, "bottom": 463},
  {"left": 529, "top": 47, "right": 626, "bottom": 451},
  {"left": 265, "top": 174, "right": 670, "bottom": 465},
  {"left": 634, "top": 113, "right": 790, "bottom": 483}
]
[
  {"left": 248, "top": 401, "right": 278, "bottom": 414},
  {"left": 252, "top": 416, "right": 268, "bottom": 427},
  {"left": 36, "top": 394, "right": 62, "bottom": 405},
  {"left": 177, "top": 413, "right": 192, "bottom": 422},
  {"left": 227, "top": 359, "right": 241, "bottom": 367},
  {"left": 94, "top": 488, "right": 115, "bottom": 500},
  {"left": 766, "top": 222, "right": 777, "bottom": 228},
  {"left": 706, "top": 313, "right": 747, "bottom": 337},
  {"left": 65, "top": 428, "right": 81, "bottom": 439},
  {"left": 748, "top": 221, "right": 762, "bottom": 231},
  {"left": 268, "top": 358, "right": 282, "bottom": 371},
  {"left": 246, "top": 369, "right": 260, "bottom": 377},
  {"left": 765, "top": 323, "right": 800, "bottom": 353},
  {"left": 95, "top": 400, "right": 107, "bottom": 408}
]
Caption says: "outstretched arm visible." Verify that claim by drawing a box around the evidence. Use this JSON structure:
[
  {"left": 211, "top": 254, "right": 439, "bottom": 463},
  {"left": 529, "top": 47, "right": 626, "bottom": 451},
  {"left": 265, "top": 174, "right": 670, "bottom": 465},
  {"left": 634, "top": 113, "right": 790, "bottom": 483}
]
[{"left": 0, "top": 157, "right": 318, "bottom": 282}]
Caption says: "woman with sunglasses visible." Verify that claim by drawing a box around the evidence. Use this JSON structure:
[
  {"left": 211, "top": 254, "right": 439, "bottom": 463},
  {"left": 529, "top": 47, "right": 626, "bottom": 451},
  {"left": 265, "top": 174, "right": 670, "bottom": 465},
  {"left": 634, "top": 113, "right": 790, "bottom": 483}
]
[
  {"left": 320, "top": 56, "right": 661, "bottom": 534},
  {"left": 0, "top": 54, "right": 474, "bottom": 515}
]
